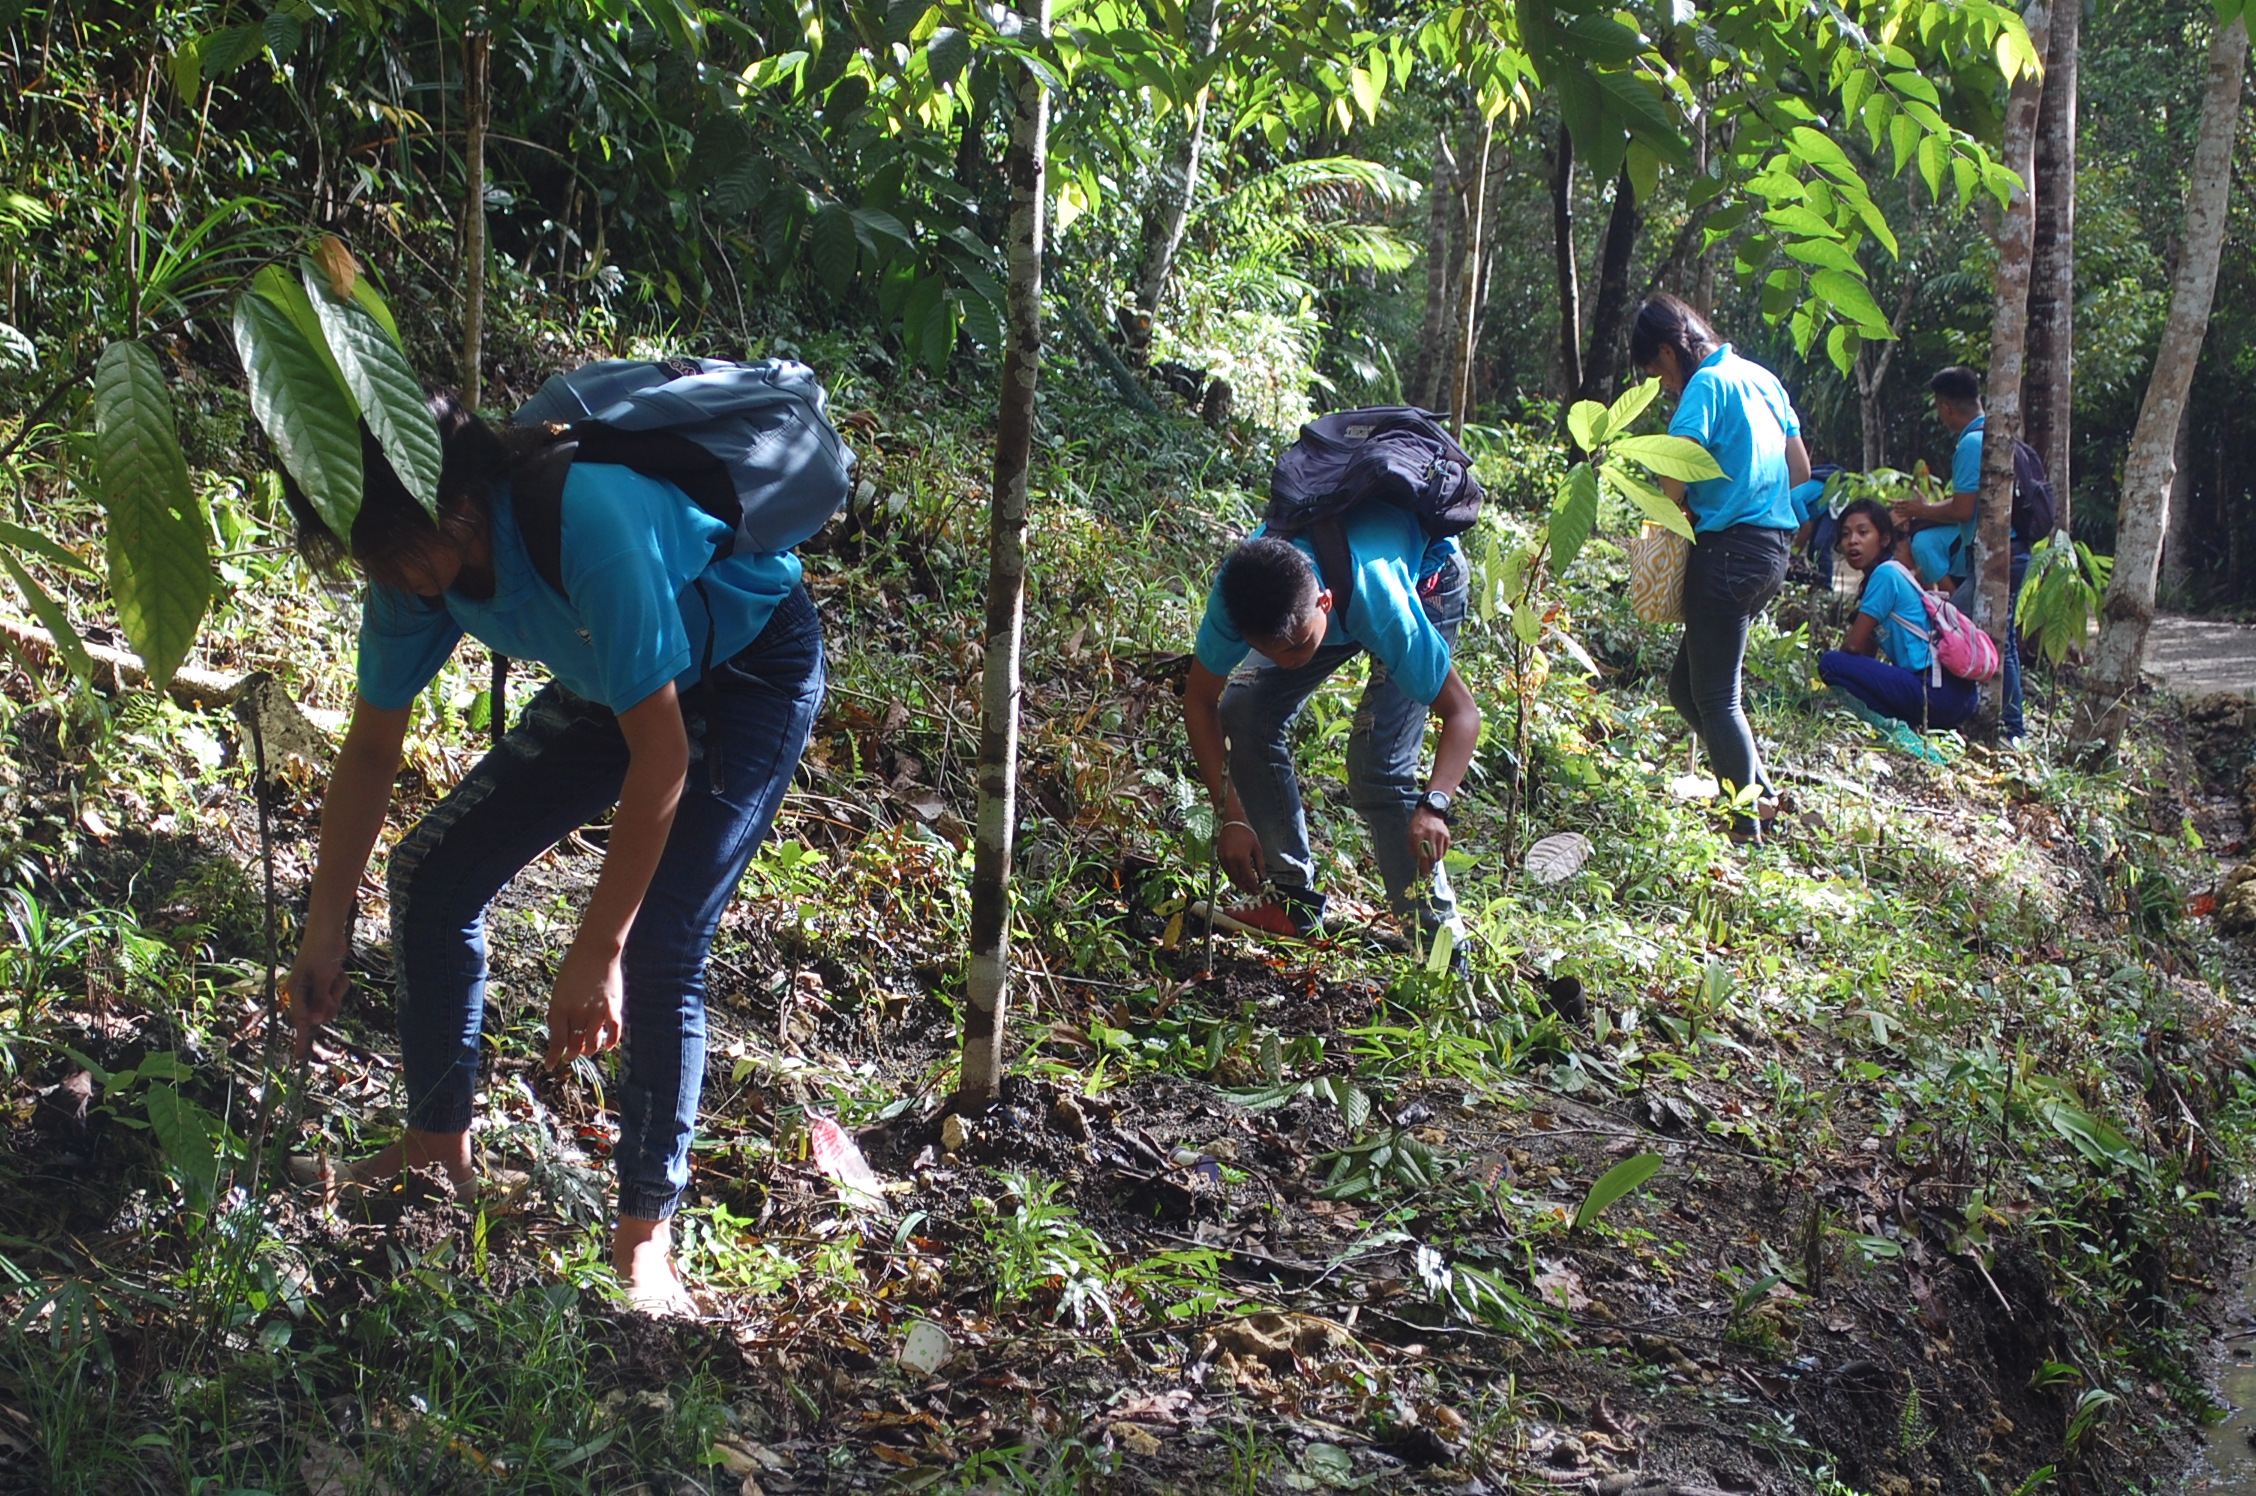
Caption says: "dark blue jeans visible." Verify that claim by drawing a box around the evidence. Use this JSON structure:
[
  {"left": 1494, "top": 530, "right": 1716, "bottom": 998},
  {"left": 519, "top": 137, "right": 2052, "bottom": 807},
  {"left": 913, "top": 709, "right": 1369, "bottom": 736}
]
[
  {"left": 388, "top": 584, "right": 824, "bottom": 1221},
  {"left": 1818, "top": 650, "right": 1979, "bottom": 730},
  {"left": 1667, "top": 525, "right": 1791, "bottom": 830},
  {"left": 1951, "top": 548, "right": 2032, "bottom": 738}
]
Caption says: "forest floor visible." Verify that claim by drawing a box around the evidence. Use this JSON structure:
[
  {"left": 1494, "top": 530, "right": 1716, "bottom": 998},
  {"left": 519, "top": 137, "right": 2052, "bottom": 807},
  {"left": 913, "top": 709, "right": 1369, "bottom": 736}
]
[{"left": 5, "top": 355, "right": 2256, "bottom": 1496}]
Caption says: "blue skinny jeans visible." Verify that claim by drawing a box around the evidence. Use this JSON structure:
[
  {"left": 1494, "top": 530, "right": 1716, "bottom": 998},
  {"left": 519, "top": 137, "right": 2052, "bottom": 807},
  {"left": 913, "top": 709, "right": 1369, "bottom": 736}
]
[
  {"left": 387, "top": 584, "right": 824, "bottom": 1221},
  {"left": 1217, "top": 555, "right": 1467, "bottom": 941},
  {"left": 1950, "top": 547, "right": 2032, "bottom": 738}
]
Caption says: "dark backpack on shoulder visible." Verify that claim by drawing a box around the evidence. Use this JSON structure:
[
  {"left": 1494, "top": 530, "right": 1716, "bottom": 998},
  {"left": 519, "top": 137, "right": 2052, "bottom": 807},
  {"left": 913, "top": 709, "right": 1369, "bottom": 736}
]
[
  {"left": 506, "top": 356, "right": 854, "bottom": 600},
  {"left": 2011, "top": 439, "right": 2057, "bottom": 545},
  {"left": 1263, "top": 406, "right": 1484, "bottom": 612}
]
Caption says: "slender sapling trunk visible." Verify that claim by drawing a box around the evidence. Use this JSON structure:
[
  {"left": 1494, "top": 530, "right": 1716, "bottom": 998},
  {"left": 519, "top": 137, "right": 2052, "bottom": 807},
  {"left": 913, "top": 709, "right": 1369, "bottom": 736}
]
[{"left": 960, "top": 0, "right": 1051, "bottom": 1110}]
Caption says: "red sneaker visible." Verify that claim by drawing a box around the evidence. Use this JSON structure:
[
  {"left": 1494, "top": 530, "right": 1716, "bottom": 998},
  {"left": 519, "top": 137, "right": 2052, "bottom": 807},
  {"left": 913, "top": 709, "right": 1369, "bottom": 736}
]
[{"left": 1198, "top": 897, "right": 1318, "bottom": 939}]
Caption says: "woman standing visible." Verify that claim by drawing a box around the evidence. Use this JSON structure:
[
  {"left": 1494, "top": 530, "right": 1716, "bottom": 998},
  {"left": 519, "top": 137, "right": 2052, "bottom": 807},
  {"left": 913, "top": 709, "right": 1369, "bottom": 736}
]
[
  {"left": 1630, "top": 295, "right": 1810, "bottom": 841},
  {"left": 282, "top": 393, "right": 826, "bottom": 1315}
]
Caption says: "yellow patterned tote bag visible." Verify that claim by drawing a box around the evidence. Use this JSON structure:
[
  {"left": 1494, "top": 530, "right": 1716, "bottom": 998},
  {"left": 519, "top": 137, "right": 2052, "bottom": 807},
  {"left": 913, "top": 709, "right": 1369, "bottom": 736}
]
[{"left": 1626, "top": 523, "right": 1690, "bottom": 625}]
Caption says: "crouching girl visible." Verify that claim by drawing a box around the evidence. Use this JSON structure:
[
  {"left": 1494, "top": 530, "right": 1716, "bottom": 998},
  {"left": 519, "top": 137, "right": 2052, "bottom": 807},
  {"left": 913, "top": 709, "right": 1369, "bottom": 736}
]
[{"left": 1817, "top": 499, "right": 1978, "bottom": 733}]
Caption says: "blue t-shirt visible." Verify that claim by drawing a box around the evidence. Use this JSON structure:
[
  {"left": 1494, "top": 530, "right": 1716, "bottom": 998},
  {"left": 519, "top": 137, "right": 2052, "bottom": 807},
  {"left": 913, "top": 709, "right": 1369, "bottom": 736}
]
[
  {"left": 1668, "top": 345, "right": 1802, "bottom": 533},
  {"left": 358, "top": 464, "right": 803, "bottom": 714},
  {"left": 1859, "top": 560, "right": 1933, "bottom": 672},
  {"left": 1789, "top": 478, "right": 1828, "bottom": 525},
  {"left": 1193, "top": 505, "right": 1456, "bottom": 706}
]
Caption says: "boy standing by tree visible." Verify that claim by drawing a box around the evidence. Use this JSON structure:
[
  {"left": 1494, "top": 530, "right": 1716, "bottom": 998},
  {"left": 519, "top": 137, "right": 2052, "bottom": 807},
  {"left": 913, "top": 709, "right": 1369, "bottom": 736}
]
[
  {"left": 1893, "top": 365, "right": 2034, "bottom": 741},
  {"left": 1179, "top": 509, "right": 1480, "bottom": 960}
]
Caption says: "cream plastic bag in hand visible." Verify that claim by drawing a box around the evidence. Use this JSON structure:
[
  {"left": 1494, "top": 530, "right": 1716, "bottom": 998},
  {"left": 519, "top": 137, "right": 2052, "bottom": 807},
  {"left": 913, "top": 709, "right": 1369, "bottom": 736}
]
[{"left": 1627, "top": 522, "right": 1690, "bottom": 625}]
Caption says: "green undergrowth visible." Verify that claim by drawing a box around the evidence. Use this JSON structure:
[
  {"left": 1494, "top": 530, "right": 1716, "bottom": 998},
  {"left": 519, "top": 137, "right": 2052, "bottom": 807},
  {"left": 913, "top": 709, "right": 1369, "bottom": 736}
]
[{"left": 1, "top": 346, "right": 2251, "bottom": 1493}]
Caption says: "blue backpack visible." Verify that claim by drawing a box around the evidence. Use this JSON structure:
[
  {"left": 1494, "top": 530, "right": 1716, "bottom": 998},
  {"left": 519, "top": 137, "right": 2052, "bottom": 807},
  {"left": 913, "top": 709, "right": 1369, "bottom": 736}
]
[
  {"left": 508, "top": 356, "right": 855, "bottom": 600},
  {"left": 1264, "top": 406, "right": 1483, "bottom": 611}
]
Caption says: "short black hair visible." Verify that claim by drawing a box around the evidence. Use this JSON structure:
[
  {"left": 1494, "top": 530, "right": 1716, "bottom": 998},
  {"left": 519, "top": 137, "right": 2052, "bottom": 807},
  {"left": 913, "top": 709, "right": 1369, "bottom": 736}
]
[
  {"left": 280, "top": 390, "right": 534, "bottom": 577},
  {"left": 1928, "top": 365, "right": 1983, "bottom": 407},
  {"left": 1629, "top": 293, "right": 1721, "bottom": 375},
  {"left": 1218, "top": 536, "right": 1319, "bottom": 643}
]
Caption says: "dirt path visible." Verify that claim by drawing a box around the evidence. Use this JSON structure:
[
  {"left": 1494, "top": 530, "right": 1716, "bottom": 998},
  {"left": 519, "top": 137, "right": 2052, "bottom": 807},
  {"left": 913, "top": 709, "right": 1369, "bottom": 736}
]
[{"left": 2147, "top": 613, "right": 2256, "bottom": 697}]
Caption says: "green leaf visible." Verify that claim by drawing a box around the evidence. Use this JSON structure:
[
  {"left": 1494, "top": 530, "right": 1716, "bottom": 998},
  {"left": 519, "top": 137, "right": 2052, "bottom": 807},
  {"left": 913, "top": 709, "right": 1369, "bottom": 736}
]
[
  {"left": 170, "top": 35, "right": 203, "bottom": 98},
  {"left": 303, "top": 264, "right": 440, "bottom": 513},
  {"left": 144, "top": 1081, "right": 221, "bottom": 1210},
  {"left": 0, "top": 519, "right": 94, "bottom": 576},
  {"left": 1784, "top": 238, "right": 1862, "bottom": 276},
  {"left": 199, "top": 23, "right": 263, "bottom": 77},
  {"left": 349, "top": 276, "right": 405, "bottom": 350},
  {"left": 233, "top": 290, "right": 363, "bottom": 543},
  {"left": 263, "top": 9, "right": 303, "bottom": 59},
  {"left": 92, "top": 341, "right": 209, "bottom": 690},
  {"left": 1549, "top": 462, "right": 1600, "bottom": 574},
  {"left": 1609, "top": 434, "right": 1725, "bottom": 483},
  {"left": 1572, "top": 1152, "right": 1661, "bottom": 1230},
  {"left": 1565, "top": 400, "right": 1608, "bottom": 452},
  {"left": 809, "top": 201, "right": 858, "bottom": 299},
  {"left": 927, "top": 25, "right": 971, "bottom": 86},
  {"left": 0, "top": 551, "right": 95, "bottom": 680},
  {"left": 1809, "top": 267, "right": 1894, "bottom": 335},
  {"left": 1604, "top": 377, "right": 1660, "bottom": 434},
  {"left": 1605, "top": 463, "right": 1696, "bottom": 541}
]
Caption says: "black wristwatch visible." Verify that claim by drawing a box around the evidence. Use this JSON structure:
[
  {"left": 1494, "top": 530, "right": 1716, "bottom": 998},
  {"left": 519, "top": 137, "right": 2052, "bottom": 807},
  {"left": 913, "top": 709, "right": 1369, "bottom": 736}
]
[{"left": 1419, "top": 789, "right": 1454, "bottom": 823}]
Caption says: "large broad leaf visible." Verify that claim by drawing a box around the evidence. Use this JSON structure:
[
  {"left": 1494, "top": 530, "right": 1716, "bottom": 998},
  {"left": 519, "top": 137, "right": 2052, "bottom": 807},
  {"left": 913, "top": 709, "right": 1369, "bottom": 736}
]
[
  {"left": 1608, "top": 434, "right": 1725, "bottom": 484},
  {"left": 1549, "top": 462, "right": 1600, "bottom": 574},
  {"left": 234, "top": 290, "right": 362, "bottom": 541},
  {"left": 92, "top": 341, "right": 209, "bottom": 690},
  {"left": 1809, "top": 267, "right": 1895, "bottom": 337},
  {"left": 1524, "top": 831, "right": 1593, "bottom": 885},
  {"left": 1603, "top": 462, "right": 1696, "bottom": 541},
  {"left": 809, "top": 201, "right": 859, "bottom": 299},
  {"left": 1565, "top": 400, "right": 1609, "bottom": 453},
  {"left": 1604, "top": 377, "right": 1660, "bottom": 435},
  {"left": 304, "top": 263, "right": 440, "bottom": 514},
  {"left": 1572, "top": 1152, "right": 1661, "bottom": 1230}
]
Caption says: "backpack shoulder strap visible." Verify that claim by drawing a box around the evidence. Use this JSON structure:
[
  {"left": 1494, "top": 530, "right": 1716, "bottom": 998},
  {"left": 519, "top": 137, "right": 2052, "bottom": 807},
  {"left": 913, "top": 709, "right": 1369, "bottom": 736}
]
[
  {"left": 1307, "top": 516, "right": 1356, "bottom": 622},
  {"left": 511, "top": 434, "right": 577, "bottom": 600}
]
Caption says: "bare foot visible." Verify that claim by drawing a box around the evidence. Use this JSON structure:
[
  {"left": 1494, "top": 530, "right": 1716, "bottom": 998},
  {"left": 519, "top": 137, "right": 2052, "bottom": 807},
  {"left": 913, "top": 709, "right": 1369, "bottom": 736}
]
[
  {"left": 616, "top": 1216, "right": 698, "bottom": 1318},
  {"left": 322, "top": 1131, "right": 472, "bottom": 1202}
]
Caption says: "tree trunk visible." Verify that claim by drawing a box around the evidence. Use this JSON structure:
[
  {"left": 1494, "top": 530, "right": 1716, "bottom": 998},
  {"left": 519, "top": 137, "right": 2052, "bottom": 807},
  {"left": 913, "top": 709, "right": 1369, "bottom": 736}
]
[
  {"left": 1449, "top": 114, "right": 1493, "bottom": 438},
  {"left": 959, "top": 0, "right": 1051, "bottom": 1110},
  {"left": 461, "top": 25, "right": 490, "bottom": 411},
  {"left": 1575, "top": 165, "right": 1641, "bottom": 403},
  {"left": 2162, "top": 403, "right": 2196, "bottom": 597},
  {"left": 1970, "top": 0, "right": 2049, "bottom": 737},
  {"left": 1405, "top": 130, "right": 1458, "bottom": 410},
  {"left": 2025, "top": 0, "right": 2079, "bottom": 537},
  {"left": 1551, "top": 125, "right": 1582, "bottom": 407},
  {"left": 1132, "top": 0, "right": 1219, "bottom": 318},
  {"left": 1852, "top": 277, "right": 1918, "bottom": 470},
  {"left": 2072, "top": 14, "right": 2247, "bottom": 753}
]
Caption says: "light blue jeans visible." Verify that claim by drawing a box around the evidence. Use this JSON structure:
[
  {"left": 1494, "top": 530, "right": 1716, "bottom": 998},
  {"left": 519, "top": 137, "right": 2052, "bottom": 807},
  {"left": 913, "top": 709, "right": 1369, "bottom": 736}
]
[{"left": 1217, "top": 556, "right": 1467, "bottom": 941}]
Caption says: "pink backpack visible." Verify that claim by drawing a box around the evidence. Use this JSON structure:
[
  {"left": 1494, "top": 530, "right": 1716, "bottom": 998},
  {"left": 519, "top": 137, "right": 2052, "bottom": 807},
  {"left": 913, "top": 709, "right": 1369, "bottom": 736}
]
[{"left": 1883, "top": 561, "right": 2001, "bottom": 685}]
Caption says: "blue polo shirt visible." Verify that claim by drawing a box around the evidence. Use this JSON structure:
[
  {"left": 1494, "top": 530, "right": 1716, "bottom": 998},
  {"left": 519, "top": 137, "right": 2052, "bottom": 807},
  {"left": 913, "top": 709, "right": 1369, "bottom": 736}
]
[
  {"left": 1859, "top": 560, "right": 1934, "bottom": 672},
  {"left": 1193, "top": 504, "right": 1456, "bottom": 706},
  {"left": 1668, "top": 344, "right": 1801, "bottom": 533},
  {"left": 358, "top": 463, "right": 802, "bottom": 714},
  {"left": 1912, "top": 414, "right": 1985, "bottom": 585}
]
